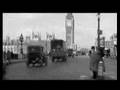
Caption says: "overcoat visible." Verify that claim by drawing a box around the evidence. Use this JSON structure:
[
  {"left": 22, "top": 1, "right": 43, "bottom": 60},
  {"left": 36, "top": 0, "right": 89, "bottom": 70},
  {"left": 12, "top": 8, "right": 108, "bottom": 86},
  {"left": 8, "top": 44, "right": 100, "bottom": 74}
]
[
  {"left": 7, "top": 51, "right": 11, "bottom": 60},
  {"left": 89, "top": 51, "right": 102, "bottom": 72}
]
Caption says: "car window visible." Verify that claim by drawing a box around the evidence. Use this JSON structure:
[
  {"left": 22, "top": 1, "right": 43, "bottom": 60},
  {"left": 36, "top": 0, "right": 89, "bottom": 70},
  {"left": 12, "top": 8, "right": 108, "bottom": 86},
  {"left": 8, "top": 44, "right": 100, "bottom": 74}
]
[{"left": 28, "top": 46, "right": 43, "bottom": 53}]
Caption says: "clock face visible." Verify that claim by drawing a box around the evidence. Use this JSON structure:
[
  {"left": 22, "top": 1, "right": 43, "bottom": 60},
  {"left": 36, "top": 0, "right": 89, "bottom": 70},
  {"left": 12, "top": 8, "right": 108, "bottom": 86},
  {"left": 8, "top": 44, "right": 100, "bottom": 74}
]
[
  {"left": 67, "top": 20, "right": 72, "bottom": 26},
  {"left": 66, "top": 29, "right": 71, "bottom": 34}
]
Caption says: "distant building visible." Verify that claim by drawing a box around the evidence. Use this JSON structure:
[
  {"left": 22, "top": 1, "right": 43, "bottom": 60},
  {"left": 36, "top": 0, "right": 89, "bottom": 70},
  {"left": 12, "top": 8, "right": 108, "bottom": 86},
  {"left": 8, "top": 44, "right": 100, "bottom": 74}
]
[
  {"left": 104, "top": 41, "right": 114, "bottom": 49},
  {"left": 32, "top": 32, "right": 41, "bottom": 41},
  {"left": 80, "top": 48, "right": 89, "bottom": 53},
  {"left": 95, "top": 33, "right": 117, "bottom": 57},
  {"left": 95, "top": 37, "right": 105, "bottom": 48},
  {"left": 109, "top": 33, "right": 117, "bottom": 57},
  {"left": 3, "top": 38, "right": 19, "bottom": 54},
  {"left": 25, "top": 36, "right": 31, "bottom": 42}
]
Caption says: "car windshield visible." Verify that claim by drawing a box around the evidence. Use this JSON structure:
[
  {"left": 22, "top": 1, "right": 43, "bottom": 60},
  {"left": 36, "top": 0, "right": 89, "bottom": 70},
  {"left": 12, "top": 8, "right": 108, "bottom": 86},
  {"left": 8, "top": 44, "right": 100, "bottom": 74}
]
[
  {"left": 28, "top": 46, "right": 43, "bottom": 53},
  {"left": 68, "top": 49, "right": 73, "bottom": 52}
]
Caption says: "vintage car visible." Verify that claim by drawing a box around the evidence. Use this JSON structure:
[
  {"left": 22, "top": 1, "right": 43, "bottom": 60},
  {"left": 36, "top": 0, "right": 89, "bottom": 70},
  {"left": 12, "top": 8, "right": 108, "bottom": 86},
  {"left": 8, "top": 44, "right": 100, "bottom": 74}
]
[
  {"left": 2, "top": 58, "right": 10, "bottom": 77},
  {"left": 3, "top": 59, "right": 6, "bottom": 77},
  {"left": 26, "top": 45, "right": 47, "bottom": 67}
]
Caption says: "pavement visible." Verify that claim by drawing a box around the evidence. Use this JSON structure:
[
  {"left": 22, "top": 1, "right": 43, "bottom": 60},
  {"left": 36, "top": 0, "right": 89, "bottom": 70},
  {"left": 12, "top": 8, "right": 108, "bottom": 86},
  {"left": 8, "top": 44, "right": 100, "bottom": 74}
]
[
  {"left": 7, "top": 59, "right": 27, "bottom": 64},
  {"left": 3, "top": 55, "right": 117, "bottom": 80},
  {"left": 79, "top": 56, "right": 117, "bottom": 80}
]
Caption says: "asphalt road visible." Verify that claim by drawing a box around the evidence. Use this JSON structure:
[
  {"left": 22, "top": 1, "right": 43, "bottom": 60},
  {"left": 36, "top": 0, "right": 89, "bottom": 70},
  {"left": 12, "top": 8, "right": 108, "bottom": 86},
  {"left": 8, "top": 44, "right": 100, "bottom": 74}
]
[{"left": 3, "top": 56, "right": 117, "bottom": 80}]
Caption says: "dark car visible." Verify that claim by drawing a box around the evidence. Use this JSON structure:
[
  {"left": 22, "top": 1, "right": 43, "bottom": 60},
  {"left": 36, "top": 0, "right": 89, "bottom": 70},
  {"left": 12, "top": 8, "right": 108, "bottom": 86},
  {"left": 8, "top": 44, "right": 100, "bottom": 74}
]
[
  {"left": 76, "top": 51, "right": 82, "bottom": 56},
  {"left": 67, "top": 49, "right": 74, "bottom": 57},
  {"left": 26, "top": 45, "right": 47, "bottom": 67},
  {"left": 3, "top": 59, "right": 6, "bottom": 77},
  {"left": 51, "top": 48, "right": 67, "bottom": 62},
  {"left": 50, "top": 39, "right": 67, "bottom": 62},
  {"left": 3, "top": 57, "right": 9, "bottom": 77}
]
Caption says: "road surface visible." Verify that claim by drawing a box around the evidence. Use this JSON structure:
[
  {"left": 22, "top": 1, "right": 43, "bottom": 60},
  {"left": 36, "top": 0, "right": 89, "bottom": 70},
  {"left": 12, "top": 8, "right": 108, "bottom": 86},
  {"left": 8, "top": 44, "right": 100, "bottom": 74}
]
[{"left": 3, "top": 56, "right": 117, "bottom": 80}]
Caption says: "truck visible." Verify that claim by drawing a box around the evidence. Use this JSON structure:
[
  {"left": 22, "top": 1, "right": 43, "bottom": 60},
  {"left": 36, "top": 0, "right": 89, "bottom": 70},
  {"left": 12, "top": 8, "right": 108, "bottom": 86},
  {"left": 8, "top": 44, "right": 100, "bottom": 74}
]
[
  {"left": 26, "top": 41, "right": 47, "bottom": 67},
  {"left": 67, "top": 49, "right": 74, "bottom": 57},
  {"left": 50, "top": 39, "right": 67, "bottom": 62}
]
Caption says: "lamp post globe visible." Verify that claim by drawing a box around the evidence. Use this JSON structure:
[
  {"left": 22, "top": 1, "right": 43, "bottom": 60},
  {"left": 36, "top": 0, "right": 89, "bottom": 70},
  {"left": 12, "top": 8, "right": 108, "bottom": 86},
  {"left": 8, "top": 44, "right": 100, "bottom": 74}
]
[{"left": 20, "top": 34, "right": 23, "bottom": 42}]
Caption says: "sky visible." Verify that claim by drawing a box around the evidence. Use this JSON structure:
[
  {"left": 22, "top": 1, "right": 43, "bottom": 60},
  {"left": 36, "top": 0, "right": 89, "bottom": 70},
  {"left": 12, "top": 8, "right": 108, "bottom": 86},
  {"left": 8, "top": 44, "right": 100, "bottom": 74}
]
[{"left": 3, "top": 13, "right": 117, "bottom": 49}]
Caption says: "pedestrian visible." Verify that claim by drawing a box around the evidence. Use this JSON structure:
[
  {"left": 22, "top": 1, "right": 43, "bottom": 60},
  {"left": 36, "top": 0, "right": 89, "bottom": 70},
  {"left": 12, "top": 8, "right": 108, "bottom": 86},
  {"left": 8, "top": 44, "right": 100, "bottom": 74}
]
[
  {"left": 6, "top": 50, "right": 11, "bottom": 64},
  {"left": 88, "top": 49, "right": 91, "bottom": 55},
  {"left": 108, "top": 49, "right": 110, "bottom": 57},
  {"left": 89, "top": 46, "right": 104, "bottom": 79},
  {"left": 11, "top": 51, "right": 14, "bottom": 59},
  {"left": 89, "top": 46, "right": 95, "bottom": 56},
  {"left": 3, "top": 51, "right": 6, "bottom": 60}
]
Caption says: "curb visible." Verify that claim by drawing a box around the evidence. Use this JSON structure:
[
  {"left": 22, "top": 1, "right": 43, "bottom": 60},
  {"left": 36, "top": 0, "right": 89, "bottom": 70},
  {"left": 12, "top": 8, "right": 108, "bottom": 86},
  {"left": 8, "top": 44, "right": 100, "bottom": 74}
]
[{"left": 10, "top": 59, "right": 27, "bottom": 63}]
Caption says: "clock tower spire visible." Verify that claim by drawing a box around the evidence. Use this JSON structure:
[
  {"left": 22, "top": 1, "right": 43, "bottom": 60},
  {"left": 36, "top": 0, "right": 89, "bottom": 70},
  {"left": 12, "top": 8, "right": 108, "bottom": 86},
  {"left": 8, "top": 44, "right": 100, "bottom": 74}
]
[{"left": 65, "top": 13, "right": 74, "bottom": 49}]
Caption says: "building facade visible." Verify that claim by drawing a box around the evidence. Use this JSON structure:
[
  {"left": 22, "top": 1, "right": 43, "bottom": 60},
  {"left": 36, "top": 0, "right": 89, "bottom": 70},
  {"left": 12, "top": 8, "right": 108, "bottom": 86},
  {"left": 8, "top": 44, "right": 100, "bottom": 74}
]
[
  {"left": 3, "top": 39, "right": 19, "bottom": 54},
  {"left": 110, "top": 33, "right": 117, "bottom": 57},
  {"left": 95, "top": 33, "right": 117, "bottom": 57}
]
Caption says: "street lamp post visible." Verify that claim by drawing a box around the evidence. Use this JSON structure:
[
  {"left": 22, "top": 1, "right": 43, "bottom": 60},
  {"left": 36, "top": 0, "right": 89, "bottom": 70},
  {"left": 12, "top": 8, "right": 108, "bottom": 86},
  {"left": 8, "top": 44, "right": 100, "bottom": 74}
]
[
  {"left": 103, "top": 37, "right": 105, "bottom": 47},
  {"left": 114, "top": 41, "right": 117, "bottom": 59},
  {"left": 97, "top": 13, "right": 100, "bottom": 48},
  {"left": 19, "top": 34, "right": 24, "bottom": 59},
  {"left": 46, "top": 33, "right": 48, "bottom": 54},
  {"left": 46, "top": 39, "right": 47, "bottom": 54}
]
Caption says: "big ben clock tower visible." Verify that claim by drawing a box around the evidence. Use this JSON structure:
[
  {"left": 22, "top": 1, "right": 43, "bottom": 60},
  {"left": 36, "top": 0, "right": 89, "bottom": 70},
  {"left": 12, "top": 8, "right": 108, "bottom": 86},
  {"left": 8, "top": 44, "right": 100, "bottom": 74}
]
[{"left": 65, "top": 13, "right": 74, "bottom": 49}]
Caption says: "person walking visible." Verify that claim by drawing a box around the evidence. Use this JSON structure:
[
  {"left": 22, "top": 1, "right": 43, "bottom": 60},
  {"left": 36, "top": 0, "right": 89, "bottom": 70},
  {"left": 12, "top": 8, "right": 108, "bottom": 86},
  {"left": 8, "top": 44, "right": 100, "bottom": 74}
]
[
  {"left": 6, "top": 50, "right": 11, "bottom": 64},
  {"left": 3, "top": 51, "right": 6, "bottom": 61},
  {"left": 89, "top": 46, "right": 105, "bottom": 79},
  {"left": 89, "top": 46, "right": 98, "bottom": 79},
  {"left": 89, "top": 46, "right": 95, "bottom": 56}
]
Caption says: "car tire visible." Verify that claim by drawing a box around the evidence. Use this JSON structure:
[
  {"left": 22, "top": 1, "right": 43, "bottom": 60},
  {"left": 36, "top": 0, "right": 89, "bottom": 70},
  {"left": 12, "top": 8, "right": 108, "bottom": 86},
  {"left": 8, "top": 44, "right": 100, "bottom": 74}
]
[
  {"left": 26, "top": 63, "right": 30, "bottom": 67},
  {"left": 64, "top": 58, "right": 66, "bottom": 62},
  {"left": 44, "top": 61, "right": 47, "bottom": 66},
  {"left": 32, "top": 63, "right": 36, "bottom": 67},
  {"left": 52, "top": 58, "right": 54, "bottom": 62}
]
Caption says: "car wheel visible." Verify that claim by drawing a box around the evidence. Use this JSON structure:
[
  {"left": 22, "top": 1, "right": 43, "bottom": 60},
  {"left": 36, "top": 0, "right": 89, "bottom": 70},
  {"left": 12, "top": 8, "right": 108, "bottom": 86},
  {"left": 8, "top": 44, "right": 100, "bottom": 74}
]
[
  {"left": 52, "top": 58, "right": 54, "bottom": 62},
  {"left": 26, "top": 62, "right": 29, "bottom": 67},
  {"left": 44, "top": 62, "right": 47, "bottom": 66},
  {"left": 30, "top": 63, "right": 34, "bottom": 67},
  {"left": 64, "top": 59, "right": 66, "bottom": 62},
  {"left": 64, "top": 58, "right": 66, "bottom": 62},
  {"left": 26, "top": 63, "right": 29, "bottom": 67}
]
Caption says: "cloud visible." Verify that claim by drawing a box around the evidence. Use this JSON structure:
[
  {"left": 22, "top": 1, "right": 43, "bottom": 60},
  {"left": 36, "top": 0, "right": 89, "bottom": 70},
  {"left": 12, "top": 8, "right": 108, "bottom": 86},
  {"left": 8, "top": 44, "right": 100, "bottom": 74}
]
[
  {"left": 17, "top": 13, "right": 47, "bottom": 19},
  {"left": 74, "top": 25, "right": 97, "bottom": 48},
  {"left": 3, "top": 13, "right": 117, "bottom": 49},
  {"left": 19, "top": 13, "right": 34, "bottom": 18}
]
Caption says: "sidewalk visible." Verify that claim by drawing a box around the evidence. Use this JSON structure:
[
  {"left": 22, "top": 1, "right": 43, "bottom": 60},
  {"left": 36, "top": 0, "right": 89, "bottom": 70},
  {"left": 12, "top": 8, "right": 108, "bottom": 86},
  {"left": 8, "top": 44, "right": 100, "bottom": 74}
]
[
  {"left": 103, "top": 57, "right": 117, "bottom": 80},
  {"left": 79, "top": 75, "right": 116, "bottom": 80},
  {"left": 104, "top": 56, "right": 117, "bottom": 60},
  {"left": 104, "top": 57, "right": 117, "bottom": 65},
  {"left": 10, "top": 59, "right": 27, "bottom": 63}
]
